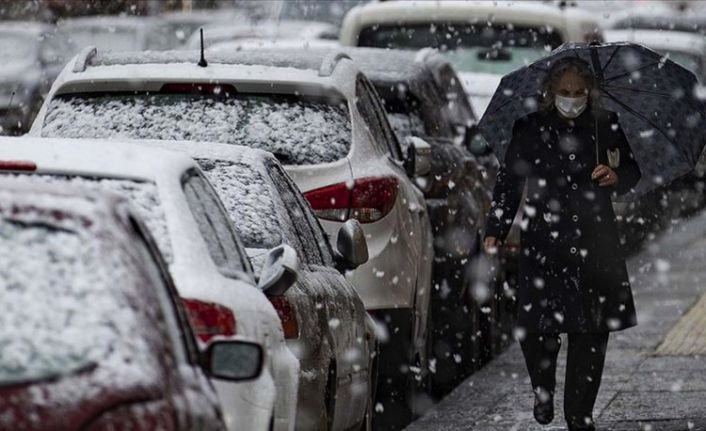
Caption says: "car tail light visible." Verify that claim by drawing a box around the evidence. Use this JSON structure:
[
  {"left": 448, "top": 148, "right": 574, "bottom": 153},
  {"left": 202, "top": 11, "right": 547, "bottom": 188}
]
[
  {"left": 182, "top": 298, "right": 236, "bottom": 342},
  {"left": 84, "top": 401, "right": 176, "bottom": 431},
  {"left": 304, "top": 176, "right": 398, "bottom": 224},
  {"left": 160, "top": 83, "right": 236, "bottom": 95},
  {"left": 0, "top": 160, "right": 36, "bottom": 171},
  {"left": 268, "top": 296, "right": 299, "bottom": 339}
]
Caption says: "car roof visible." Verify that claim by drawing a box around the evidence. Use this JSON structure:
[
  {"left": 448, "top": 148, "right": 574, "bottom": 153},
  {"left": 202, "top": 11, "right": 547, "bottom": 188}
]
[
  {"left": 0, "top": 21, "right": 53, "bottom": 35},
  {"left": 604, "top": 30, "right": 706, "bottom": 54},
  {"left": 341, "top": 0, "right": 571, "bottom": 31},
  {"left": 340, "top": 47, "right": 434, "bottom": 82},
  {"left": 0, "top": 137, "right": 195, "bottom": 181},
  {"left": 56, "top": 15, "right": 164, "bottom": 30}
]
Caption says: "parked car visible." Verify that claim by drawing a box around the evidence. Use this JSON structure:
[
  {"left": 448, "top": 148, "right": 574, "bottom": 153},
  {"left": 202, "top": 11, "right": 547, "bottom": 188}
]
[
  {"left": 162, "top": 8, "right": 250, "bottom": 46},
  {"left": 339, "top": 0, "right": 603, "bottom": 116},
  {"left": 0, "top": 138, "right": 300, "bottom": 431},
  {"left": 57, "top": 16, "right": 180, "bottom": 53},
  {"left": 0, "top": 22, "right": 71, "bottom": 135},
  {"left": 331, "top": 46, "right": 501, "bottom": 393},
  {"left": 186, "top": 19, "right": 339, "bottom": 50},
  {"left": 604, "top": 7, "right": 706, "bottom": 35},
  {"left": 0, "top": 178, "right": 266, "bottom": 431},
  {"left": 30, "top": 47, "right": 434, "bottom": 429},
  {"left": 131, "top": 139, "right": 377, "bottom": 431}
]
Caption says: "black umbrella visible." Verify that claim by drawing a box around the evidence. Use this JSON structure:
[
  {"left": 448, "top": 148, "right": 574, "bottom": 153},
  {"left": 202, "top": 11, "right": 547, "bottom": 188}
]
[{"left": 478, "top": 42, "right": 706, "bottom": 196}]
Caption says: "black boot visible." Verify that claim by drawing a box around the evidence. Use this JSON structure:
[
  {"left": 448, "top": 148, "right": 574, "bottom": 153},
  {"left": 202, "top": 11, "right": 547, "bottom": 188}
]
[
  {"left": 533, "top": 390, "right": 554, "bottom": 425},
  {"left": 567, "top": 417, "right": 596, "bottom": 430}
]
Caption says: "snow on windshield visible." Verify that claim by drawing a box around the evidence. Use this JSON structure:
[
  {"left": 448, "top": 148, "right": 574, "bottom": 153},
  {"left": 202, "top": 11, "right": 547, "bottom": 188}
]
[
  {"left": 10, "top": 174, "right": 173, "bottom": 262},
  {"left": 43, "top": 93, "right": 352, "bottom": 166},
  {"left": 197, "top": 158, "right": 283, "bottom": 249},
  {"left": 0, "top": 208, "right": 153, "bottom": 385}
]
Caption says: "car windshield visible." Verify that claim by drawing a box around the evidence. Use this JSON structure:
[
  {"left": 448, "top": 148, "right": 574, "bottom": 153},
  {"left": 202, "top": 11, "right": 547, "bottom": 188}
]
[
  {"left": 0, "top": 208, "right": 148, "bottom": 385},
  {"left": 0, "top": 33, "right": 37, "bottom": 64},
  {"left": 198, "top": 159, "right": 283, "bottom": 249},
  {"left": 43, "top": 92, "right": 352, "bottom": 166},
  {"left": 13, "top": 174, "right": 173, "bottom": 262},
  {"left": 358, "top": 23, "right": 562, "bottom": 75}
]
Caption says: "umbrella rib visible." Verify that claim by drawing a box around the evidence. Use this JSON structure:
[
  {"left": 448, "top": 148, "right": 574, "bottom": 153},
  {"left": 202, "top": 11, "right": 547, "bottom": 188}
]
[
  {"left": 602, "top": 60, "right": 662, "bottom": 83},
  {"left": 600, "top": 85, "right": 672, "bottom": 98},
  {"left": 601, "top": 45, "right": 622, "bottom": 75},
  {"left": 602, "top": 90, "right": 690, "bottom": 162}
]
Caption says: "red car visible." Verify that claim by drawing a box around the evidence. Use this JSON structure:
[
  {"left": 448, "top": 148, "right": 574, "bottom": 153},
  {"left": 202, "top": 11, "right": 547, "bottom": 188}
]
[{"left": 0, "top": 179, "right": 264, "bottom": 431}]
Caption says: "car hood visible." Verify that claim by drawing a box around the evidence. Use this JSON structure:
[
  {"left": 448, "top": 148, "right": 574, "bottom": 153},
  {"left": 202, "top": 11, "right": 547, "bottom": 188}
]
[
  {"left": 459, "top": 72, "right": 503, "bottom": 118},
  {"left": 0, "top": 360, "right": 165, "bottom": 431}
]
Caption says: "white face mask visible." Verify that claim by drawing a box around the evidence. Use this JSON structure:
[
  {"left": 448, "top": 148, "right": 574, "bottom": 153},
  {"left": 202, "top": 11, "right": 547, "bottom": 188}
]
[{"left": 555, "top": 94, "right": 588, "bottom": 119}]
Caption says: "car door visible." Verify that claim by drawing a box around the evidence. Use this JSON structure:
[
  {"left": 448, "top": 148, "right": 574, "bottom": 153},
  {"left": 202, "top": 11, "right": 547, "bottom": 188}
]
[
  {"left": 122, "top": 209, "right": 224, "bottom": 430},
  {"left": 266, "top": 161, "right": 370, "bottom": 429},
  {"left": 356, "top": 75, "right": 433, "bottom": 356}
]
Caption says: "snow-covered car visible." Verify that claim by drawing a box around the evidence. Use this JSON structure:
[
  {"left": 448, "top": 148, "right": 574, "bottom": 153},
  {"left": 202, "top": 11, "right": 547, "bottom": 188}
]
[
  {"left": 338, "top": 0, "right": 603, "bottom": 116},
  {"left": 0, "top": 22, "right": 71, "bottom": 134},
  {"left": 130, "top": 139, "right": 377, "bottom": 430},
  {"left": 604, "top": 30, "right": 706, "bottom": 81},
  {"left": 161, "top": 8, "right": 251, "bottom": 46},
  {"left": 185, "top": 19, "right": 339, "bottom": 50},
  {"left": 29, "top": 46, "right": 434, "bottom": 425},
  {"left": 603, "top": 6, "right": 706, "bottom": 35},
  {"left": 0, "top": 138, "right": 300, "bottom": 431},
  {"left": 0, "top": 178, "right": 268, "bottom": 431},
  {"left": 57, "top": 15, "right": 181, "bottom": 53},
  {"left": 338, "top": 46, "right": 500, "bottom": 392}
]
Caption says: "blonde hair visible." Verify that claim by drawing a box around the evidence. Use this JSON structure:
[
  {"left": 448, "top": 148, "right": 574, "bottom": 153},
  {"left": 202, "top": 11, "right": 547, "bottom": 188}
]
[{"left": 538, "top": 57, "right": 600, "bottom": 112}]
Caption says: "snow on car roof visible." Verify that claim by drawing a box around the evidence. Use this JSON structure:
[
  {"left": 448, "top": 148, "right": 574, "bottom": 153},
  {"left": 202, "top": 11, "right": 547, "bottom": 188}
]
[
  {"left": 0, "top": 136, "right": 194, "bottom": 182},
  {"left": 57, "top": 14, "right": 165, "bottom": 30},
  {"left": 0, "top": 21, "right": 53, "bottom": 36},
  {"left": 604, "top": 30, "right": 706, "bottom": 54},
  {"left": 186, "top": 19, "right": 338, "bottom": 49}
]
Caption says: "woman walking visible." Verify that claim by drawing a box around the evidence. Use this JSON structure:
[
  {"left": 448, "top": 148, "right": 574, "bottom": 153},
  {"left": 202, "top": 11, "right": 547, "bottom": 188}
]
[{"left": 483, "top": 57, "right": 641, "bottom": 430}]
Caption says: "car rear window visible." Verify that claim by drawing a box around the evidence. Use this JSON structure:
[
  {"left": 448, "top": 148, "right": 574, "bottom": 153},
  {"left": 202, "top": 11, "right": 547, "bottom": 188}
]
[
  {"left": 42, "top": 92, "right": 353, "bottom": 166},
  {"left": 357, "top": 23, "right": 562, "bottom": 76},
  {"left": 0, "top": 206, "right": 156, "bottom": 385},
  {"left": 197, "top": 158, "right": 283, "bottom": 249},
  {"left": 10, "top": 174, "right": 173, "bottom": 262}
]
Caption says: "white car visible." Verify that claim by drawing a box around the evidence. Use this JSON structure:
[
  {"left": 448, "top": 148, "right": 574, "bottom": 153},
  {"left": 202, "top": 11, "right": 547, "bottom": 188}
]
[
  {"left": 56, "top": 15, "right": 180, "bottom": 53},
  {"left": 338, "top": 0, "right": 603, "bottom": 116},
  {"left": 0, "top": 137, "right": 300, "bottom": 431},
  {"left": 128, "top": 139, "right": 377, "bottom": 430},
  {"left": 30, "top": 46, "right": 435, "bottom": 422},
  {"left": 186, "top": 19, "right": 339, "bottom": 50},
  {"left": 604, "top": 29, "right": 706, "bottom": 81}
]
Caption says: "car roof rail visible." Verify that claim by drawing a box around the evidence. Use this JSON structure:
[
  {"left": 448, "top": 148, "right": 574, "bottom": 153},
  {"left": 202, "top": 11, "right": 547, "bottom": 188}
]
[
  {"left": 72, "top": 46, "right": 98, "bottom": 73},
  {"left": 414, "top": 47, "right": 438, "bottom": 64},
  {"left": 319, "top": 51, "right": 352, "bottom": 77}
]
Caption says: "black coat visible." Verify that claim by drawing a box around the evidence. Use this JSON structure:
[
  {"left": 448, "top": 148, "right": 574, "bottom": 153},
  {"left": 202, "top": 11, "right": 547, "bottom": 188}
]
[{"left": 485, "top": 107, "right": 641, "bottom": 333}]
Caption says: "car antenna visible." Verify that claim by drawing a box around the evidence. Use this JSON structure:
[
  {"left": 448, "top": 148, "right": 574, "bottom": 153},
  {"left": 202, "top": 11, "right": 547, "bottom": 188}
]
[{"left": 198, "top": 28, "right": 208, "bottom": 68}]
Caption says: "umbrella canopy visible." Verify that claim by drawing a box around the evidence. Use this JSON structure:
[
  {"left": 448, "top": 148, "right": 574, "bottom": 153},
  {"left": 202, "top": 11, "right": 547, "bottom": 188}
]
[{"left": 478, "top": 42, "right": 706, "bottom": 196}]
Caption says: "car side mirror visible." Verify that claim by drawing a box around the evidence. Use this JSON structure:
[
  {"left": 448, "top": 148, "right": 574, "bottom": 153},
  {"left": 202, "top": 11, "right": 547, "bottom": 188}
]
[
  {"left": 403, "top": 136, "right": 432, "bottom": 177},
  {"left": 202, "top": 338, "right": 264, "bottom": 382},
  {"left": 334, "top": 219, "right": 369, "bottom": 272},
  {"left": 257, "top": 244, "right": 298, "bottom": 296}
]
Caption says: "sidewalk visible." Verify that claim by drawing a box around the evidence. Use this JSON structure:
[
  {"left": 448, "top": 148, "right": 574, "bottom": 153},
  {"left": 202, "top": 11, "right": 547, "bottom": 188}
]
[{"left": 407, "top": 213, "right": 706, "bottom": 431}]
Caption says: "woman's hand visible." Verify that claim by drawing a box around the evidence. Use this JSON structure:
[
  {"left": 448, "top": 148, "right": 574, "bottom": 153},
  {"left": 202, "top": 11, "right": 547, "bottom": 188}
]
[
  {"left": 591, "top": 164, "right": 618, "bottom": 187},
  {"left": 484, "top": 236, "right": 499, "bottom": 254}
]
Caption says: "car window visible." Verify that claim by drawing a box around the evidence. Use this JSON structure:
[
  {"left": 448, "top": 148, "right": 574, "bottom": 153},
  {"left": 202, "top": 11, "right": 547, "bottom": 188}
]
[
  {"left": 43, "top": 92, "right": 352, "bottom": 166},
  {"left": 266, "top": 161, "right": 334, "bottom": 266},
  {"left": 182, "top": 169, "right": 252, "bottom": 277},
  {"left": 355, "top": 74, "right": 405, "bottom": 160},
  {"left": 127, "top": 213, "right": 199, "bottom": 364},
  {"left": 0, "top": 204, "right": 163, "bottom": 386}
]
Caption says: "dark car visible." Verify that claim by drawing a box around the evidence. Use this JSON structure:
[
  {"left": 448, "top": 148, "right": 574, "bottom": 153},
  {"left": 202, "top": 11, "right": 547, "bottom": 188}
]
[
  {"left": 0, "top": 179, "right": 264, "bottom": 431},
  {"left": 343, "top": 47, "right": 510, "bottom": 395},
  {"left": 0, "top": 22, "right": 71, "bottom": 135}
]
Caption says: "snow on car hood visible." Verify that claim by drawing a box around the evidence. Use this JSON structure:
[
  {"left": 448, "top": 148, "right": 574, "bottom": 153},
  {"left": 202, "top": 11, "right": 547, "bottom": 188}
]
[{"left": 459, "top": 72, "right": 503, "bottom": 118}]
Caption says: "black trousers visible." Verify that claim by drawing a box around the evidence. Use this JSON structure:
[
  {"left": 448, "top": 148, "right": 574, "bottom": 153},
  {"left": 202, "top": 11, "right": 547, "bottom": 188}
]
[{"left": 520, "top": 332, "right": 609, "bottom": 428}]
